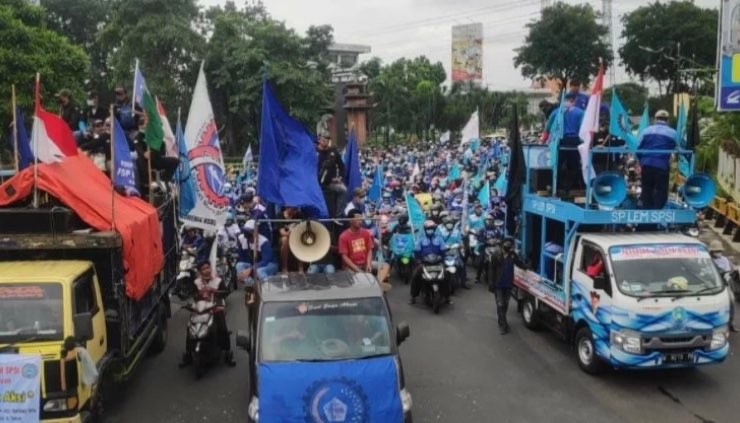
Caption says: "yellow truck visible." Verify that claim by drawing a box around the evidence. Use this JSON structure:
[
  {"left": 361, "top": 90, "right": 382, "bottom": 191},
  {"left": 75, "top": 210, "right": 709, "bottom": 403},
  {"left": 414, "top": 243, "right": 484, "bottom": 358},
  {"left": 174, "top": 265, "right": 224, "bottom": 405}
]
[{"left": 0, "top": 164, "right": 178, "bottom": 422}]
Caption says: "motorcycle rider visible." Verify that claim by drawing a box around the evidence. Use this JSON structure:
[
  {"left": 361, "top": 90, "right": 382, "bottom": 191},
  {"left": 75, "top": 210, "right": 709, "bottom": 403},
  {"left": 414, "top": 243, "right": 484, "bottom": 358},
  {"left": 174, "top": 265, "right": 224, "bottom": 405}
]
[
  {"left": 409, "top": 220, "right": 450, "bottom": 305},
  {"left": 182, "top": 227, "right": 208, "bottom": 263},
  {"left": 709, "top": 241, "right": 738, "bottom": 332},
  {"left": 437, "top": 215, "right": 469, "bottom": 289},
  {"left": 488, "top": 238, "right": 527, "bottom": 335},
  {"left": 179, "top": 261, "right": 236, "bottom": 368},
  {"left": 476, "top": 215, "right": 505, "bottom": 284}
]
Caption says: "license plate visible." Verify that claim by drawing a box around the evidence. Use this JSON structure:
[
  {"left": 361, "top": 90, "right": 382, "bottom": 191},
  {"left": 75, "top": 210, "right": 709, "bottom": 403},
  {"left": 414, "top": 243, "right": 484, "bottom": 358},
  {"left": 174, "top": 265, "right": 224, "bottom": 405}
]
[{"left": 664, "top": 353, "right": 693, "bottom": 364}]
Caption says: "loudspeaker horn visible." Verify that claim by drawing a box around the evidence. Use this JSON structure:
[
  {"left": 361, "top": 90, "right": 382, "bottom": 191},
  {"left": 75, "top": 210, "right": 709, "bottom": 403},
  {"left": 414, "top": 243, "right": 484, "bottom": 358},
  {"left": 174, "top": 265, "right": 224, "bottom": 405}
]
[
  {"left": 289, "top": 220, "right": 331, "bottom": 263},
  {"left": 592, "top": 172, "right": 627, "bottom": 208},
  {"left": 682, "top": 173, "right": 716, "bottom": 209}
]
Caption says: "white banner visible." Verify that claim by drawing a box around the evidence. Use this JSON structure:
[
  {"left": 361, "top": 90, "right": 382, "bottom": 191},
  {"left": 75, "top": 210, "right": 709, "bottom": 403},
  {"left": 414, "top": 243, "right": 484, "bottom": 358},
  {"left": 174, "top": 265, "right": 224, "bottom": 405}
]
[
  {"left": 460, "top": 110, "right": 479, "bottom": 145},
  {"left": 182, "top": 63, "right": 228, "bottom": 232},
  {"left": 0, "top": 354, "right": 41, "bottom": 423}
]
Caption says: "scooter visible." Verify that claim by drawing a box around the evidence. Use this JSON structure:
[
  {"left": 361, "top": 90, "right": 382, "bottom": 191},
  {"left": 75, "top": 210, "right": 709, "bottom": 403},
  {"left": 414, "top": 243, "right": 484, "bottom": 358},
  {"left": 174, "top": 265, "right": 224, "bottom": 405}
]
[
  {"left": 421, "top": 253, "right": 446, "bottom": 314},
  {"left": 390, "top": 232, "right": 415, "bottom": 284},
  {"left": 444, "top": 244, "right": 464, "bottom": 294},
  {"left": 175, "top": 249, "right": 197, "bottom": 300},
  {"left": 467, "top": 232, "right": 481, "bottom": 267},
  {"left": 217, "top": 239, "right": 238, "bottom": 291},
  {"left": 183, "top": 288, "right": 230, "bottom": 378}
]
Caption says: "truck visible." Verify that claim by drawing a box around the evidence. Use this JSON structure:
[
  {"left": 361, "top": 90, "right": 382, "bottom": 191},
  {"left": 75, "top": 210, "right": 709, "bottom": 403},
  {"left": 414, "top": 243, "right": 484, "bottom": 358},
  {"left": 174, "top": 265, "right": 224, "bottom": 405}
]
[
  {"left": 0, "top": 156, "right": 178, "bottom": 422},
  {"left": 512, "top": 144, "right": 731, "bottom": 373}
]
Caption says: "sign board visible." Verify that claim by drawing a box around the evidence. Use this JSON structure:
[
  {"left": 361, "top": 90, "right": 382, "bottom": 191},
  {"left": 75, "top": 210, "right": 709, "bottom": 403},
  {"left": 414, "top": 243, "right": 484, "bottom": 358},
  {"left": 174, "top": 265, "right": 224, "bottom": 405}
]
[
  {"left": 451, "top": 23, "right": 483, "bottom": 83},
  {"left": 0, "top": 355, "right": 41, "bottom": 423},
  {"left": 523, "top": 145, "right": 552, "bottom": 169},
  {"left": 717, "top": 0, "right": 740, "bottom": 111}
]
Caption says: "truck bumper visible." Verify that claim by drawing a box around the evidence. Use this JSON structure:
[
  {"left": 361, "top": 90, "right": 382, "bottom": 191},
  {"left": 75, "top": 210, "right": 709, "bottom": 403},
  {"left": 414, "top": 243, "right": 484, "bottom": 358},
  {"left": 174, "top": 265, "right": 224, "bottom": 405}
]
[{"left": 608, "top": 343, "right": 730, "bottom": 369}]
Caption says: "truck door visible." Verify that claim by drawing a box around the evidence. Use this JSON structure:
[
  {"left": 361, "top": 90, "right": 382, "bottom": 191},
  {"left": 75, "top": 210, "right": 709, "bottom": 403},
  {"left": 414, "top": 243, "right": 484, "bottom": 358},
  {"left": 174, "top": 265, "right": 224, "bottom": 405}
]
[
  {"left": 73, "top": 269, "right": 107, "bottom": 363},
  {"left": 572, "top": 242, "right": 613, "bottom": 335}
]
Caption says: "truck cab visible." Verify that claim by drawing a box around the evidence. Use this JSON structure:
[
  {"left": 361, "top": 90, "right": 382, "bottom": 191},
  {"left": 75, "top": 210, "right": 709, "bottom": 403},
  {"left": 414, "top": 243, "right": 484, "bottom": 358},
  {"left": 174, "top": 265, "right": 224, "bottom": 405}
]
[{"left": 513, "top": 144, "right": 730, "bottom": 373}]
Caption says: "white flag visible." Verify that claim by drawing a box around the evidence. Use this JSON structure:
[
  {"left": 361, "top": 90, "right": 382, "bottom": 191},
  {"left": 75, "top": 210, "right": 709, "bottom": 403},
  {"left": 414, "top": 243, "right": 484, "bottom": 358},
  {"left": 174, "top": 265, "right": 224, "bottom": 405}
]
[
  {"left": 242, "top": 145, "right": 253, "bottom": 169},
  {"left": 460, "top": 110, "right": 479, "bottom": 146},
  {"left": 181, "top": 63, "right": 228, "bottom": 231},
  {"left": 439, "top": 131, "right": 451, "bottom": 144},
  {"left": 156, "top": 98, "right": 178, "bottom": 158},
  {"left": 578, "top": 65, "right": 605, "bottom": 185}
]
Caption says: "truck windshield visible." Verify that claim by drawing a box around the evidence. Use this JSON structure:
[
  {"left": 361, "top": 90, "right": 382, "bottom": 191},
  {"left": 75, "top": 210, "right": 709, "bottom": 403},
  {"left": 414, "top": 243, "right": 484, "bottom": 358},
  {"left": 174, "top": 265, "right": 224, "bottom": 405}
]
[
  {"left": 609, "top": 244, "right": 723, "bottom": 298},
  {"left": 0, "top": 284, "right": 64, "bottom": 343},
  {"left": 260, "top": 298, "right": 392, "bottom": 362}
]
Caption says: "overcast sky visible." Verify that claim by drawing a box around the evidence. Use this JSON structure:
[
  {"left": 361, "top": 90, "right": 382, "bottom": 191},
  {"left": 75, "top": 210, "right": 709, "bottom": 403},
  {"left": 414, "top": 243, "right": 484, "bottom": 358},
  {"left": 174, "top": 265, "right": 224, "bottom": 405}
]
[{"left": 201, "top": 0, "right": 719, "bottom": 90}]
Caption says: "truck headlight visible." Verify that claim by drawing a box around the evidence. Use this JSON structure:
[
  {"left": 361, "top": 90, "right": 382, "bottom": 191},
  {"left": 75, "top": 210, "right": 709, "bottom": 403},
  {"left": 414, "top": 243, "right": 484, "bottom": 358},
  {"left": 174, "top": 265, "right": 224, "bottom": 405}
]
[
  {"left": 610, "top": 329, "right": 643, "bottom": 354},
  {"left": 400, "top": 388, "right": 413, "bottom": 413},
  {"left": 710, "top": 327, "right": 729, "bottom": 351},
  {"left": 43, "top": 399, "right": 68, "bottom": 412},
  {"left": 248, "top": 396, "right": 259, "bottom": 421}
]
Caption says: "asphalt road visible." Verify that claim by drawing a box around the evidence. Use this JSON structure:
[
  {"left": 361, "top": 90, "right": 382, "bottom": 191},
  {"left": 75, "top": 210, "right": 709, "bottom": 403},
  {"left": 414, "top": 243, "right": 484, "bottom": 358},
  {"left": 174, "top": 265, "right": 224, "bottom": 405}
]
[{"left": 106, "top": 226, "right": 740, "bottom": 423}]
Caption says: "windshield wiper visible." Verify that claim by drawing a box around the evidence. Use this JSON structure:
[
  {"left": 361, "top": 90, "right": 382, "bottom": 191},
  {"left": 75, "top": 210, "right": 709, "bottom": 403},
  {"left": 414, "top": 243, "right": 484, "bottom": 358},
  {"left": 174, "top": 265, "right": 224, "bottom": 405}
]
[
  {"left": 686, "top": 286, "right": 722, "bottom": 297},
  {"left": 636, "top": 289, "right": 691, "bottom": 302}
]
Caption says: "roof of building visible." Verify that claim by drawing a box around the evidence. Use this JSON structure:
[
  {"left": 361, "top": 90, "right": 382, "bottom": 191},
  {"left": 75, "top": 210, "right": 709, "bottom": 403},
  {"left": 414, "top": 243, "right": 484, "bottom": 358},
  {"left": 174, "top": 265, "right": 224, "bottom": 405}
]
[
  {"left": 260, "top": 271, "right": 384, "bottom": 302},
  {"left": 329, "top": 43, "right": 372, "bottom": 54}
]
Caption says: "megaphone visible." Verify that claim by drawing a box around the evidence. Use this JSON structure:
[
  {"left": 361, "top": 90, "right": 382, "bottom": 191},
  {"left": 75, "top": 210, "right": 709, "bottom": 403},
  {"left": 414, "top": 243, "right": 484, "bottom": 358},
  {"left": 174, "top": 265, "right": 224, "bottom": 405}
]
[
  {"left": 592, "top": 172, "right": 627, "bottom": 208},
  {"left": 682, "top": 173, "right": 716, "bottom": 209},
  {"left": 289, "top": 220, "right": 331, "bottom": 263}
]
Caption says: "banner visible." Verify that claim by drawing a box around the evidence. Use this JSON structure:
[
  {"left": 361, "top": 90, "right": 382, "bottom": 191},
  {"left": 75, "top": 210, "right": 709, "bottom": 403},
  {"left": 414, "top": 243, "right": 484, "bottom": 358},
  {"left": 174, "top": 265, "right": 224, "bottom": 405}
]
[
  {"left": 182, "top": 63, "right": 229, "bottom": 231},
  {"left": 451, "top": 23, "right": 483, "bottom": 82},
  {"left": 717, "top": 0, "right": 740, "bottom": 111},
  {"left": 0, "top": 354, "right": 41, "bottom": 423}
]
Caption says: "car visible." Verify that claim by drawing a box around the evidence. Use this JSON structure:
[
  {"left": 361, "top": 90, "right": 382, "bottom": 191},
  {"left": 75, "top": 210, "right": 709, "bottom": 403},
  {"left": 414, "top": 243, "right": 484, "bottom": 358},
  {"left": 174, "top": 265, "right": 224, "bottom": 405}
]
[{"left": 237, "top": 271, "right": 413, "bottom": 422}]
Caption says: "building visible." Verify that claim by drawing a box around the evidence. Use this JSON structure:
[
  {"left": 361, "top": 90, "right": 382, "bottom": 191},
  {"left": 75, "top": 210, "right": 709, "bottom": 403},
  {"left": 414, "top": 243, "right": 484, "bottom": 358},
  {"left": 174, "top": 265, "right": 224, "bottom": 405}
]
[{"left": 327, "top": 43, "right": 372, "bottom": 148}]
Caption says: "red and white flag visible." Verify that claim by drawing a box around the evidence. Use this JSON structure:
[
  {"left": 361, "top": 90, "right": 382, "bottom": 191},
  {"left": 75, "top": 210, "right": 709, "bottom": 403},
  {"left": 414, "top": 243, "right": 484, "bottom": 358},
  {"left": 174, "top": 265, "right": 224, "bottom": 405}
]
[
  {"left": 156, "top": 98, "right": 178, "bottom": 158},
  {"left": 578, "top": 63, "right": 605, "bottom": 185},
  {"left": 31, "top": 77, "right": 78, "bottom": 163}
]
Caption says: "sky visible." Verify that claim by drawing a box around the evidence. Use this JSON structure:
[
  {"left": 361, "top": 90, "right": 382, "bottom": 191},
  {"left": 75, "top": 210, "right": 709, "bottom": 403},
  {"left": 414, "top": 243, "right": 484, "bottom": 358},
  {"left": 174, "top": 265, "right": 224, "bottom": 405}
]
[{"left": 201, "top": 0, "right": 720, "bottom": 91}]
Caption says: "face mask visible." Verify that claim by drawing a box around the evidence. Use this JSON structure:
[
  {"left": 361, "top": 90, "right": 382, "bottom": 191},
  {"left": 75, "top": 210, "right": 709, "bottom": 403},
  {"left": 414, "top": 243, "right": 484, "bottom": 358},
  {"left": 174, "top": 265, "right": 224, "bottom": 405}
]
[
  {"left": 364, "top": 219, "right": 373, "bottom": 227},
  {"left": 425, "top": 229, "right": 436, "bottom": 237},
  {"left": 445, "top": 224, "right": 454, "bottom": 231}
]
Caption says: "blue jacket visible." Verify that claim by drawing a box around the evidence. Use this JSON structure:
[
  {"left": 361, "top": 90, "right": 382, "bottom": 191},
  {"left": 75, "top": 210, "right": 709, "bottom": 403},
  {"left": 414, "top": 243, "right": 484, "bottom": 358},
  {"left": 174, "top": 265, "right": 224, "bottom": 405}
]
[
  {"left": 414, "top": 234, "right": 447, "bottom": 260},
  {"left": 638, "top": 122, "right": 677, "bottom": 171},
  {"left": 574, "top": 92, "right": 590, "bottom": 110},
  {"left": 563, "top": 106, "right": 585, "bottom": 138},
  {"left": 436, "top": 226, "right": 462, "bottom": 247}
]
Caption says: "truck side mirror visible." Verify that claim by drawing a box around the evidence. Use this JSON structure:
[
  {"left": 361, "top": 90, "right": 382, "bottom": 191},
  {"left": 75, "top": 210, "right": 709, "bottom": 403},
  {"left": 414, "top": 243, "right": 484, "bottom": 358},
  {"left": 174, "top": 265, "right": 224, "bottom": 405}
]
[
  {"left": 396, "top": 321, "right": 410, "bottom": 346},
  {"left": 236, "top": 330, "right": 251, "bottom": 353},
  {"left": 593, "top": 275, "right": 608, "bottom": 292},
  {"left": 73, "top": 312, "right": 94, "bottom": 341}
]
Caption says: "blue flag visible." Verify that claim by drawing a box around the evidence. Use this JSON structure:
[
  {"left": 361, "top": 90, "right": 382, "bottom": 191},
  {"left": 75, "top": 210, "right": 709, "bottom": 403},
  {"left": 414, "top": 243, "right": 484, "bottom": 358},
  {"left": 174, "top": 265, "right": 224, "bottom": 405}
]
[
  {"left": 258, "top": 357, "right": 403, "bottom": 423},
  {"left": 448, "top": 162, "right": 461, "bottom": 181},
  {"left": 133, "top": 64, "right": 148, "bottom": 106},
  {"left": 175, "top": 117, "right": 196, "bottom": 216},
  {"left": 494, "top": 171, "right": 507, "bottom": 195},
  {"left": 258, "top": 80, "right": 328, "bottom": 217},
  {"left": 7, "top": 107, "right": 33, "bottom": 170},
  {"left": 111, "top": 118, "right": 139, "bottom": 196},
  {"left": 637, "top": 103, "right": 650, "bottom": 141},
  {"left": 609, "top": 91, "right": 638, "bottom": 150},
  {"left": 676, "top": 103, "right": 690, "bottom": 178},
  {"left": 405, "top": 193, "right": 425, "bottom": 237},
  {"left": 478, "top": 179, "right": 490, "bottom": 209},
  {"left": 344, "top": 129, "right": 363, "bottom": 200},
  {"left": 368, "top": 164, "right": 383, "bottom": 204},
  {"left": 549, "top": 90, "right": 566, "bottom": 171}
]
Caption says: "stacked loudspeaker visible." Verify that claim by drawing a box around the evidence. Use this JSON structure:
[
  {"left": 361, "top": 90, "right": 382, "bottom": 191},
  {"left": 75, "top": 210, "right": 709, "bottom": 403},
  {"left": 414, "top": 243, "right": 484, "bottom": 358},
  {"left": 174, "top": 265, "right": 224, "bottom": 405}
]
[
  {"left": 591, "top": 172, "right": 715, "bottom": 210},
  {"left": 289, "top": 221, "right": 331, "bottom": 263}
]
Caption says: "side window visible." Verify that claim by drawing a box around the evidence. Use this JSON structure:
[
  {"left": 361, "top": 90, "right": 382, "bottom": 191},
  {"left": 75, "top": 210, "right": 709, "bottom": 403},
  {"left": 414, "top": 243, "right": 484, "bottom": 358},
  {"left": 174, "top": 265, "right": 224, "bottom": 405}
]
[
  {"left": 74, "top": 271, "right": 99, "bottom": 316},
  {"left": 580, "top": 245, "right": 598, "bottom": 272}
]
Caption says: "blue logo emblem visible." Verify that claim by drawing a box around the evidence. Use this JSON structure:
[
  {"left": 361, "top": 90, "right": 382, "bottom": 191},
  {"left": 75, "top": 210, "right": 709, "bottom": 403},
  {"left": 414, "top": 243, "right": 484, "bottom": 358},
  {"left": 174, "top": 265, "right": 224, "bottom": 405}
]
[
  {"left": 672, "top": 307, "right": 686, "bottom": 325},
  {"left": 22, "top": 363, "right": 38, "bottom": 379},
  {"left": 303, "top": 378, "right": 369, "bottom": 423}
]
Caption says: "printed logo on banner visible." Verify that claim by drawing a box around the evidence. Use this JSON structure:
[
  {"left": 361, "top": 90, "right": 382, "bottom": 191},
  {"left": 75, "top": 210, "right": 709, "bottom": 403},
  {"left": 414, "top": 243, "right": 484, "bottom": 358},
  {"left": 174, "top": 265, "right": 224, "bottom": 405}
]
[
  {"left": 188, "top": 119, "right": 229, "bottom": 213},
  {"left": 0, "top": 355, "right": 41, "bottom": 423},
  {"left": 303, "top": 377, "right": 370, "bottom": 423}
]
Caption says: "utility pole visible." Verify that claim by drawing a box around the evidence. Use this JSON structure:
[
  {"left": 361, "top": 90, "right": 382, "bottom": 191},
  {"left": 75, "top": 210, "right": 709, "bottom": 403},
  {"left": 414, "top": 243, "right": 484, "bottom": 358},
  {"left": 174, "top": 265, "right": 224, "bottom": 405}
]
[{"left": 602, "top": 0, "right": 616, "bottom": 85}]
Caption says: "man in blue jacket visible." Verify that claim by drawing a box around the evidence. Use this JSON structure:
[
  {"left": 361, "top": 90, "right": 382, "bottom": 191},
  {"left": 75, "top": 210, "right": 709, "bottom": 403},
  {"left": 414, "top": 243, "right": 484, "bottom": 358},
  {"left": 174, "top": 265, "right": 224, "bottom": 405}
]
[
  {"left": 638, "top": 110, "right": 677, "bottom": 210},
  {"left": 558, "top": 93, "right": 585, "bottom": 195}
]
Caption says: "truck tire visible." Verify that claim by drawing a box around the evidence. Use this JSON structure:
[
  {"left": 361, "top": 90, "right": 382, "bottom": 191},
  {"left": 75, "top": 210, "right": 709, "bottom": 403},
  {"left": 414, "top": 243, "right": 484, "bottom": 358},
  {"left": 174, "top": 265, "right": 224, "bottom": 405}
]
[
  {"left": 149, "top": 313, "right": 168, "bottom": 355},
  {"left": 575, "top": 327, "right": 606, "bottom": 375},
  {"left": 521, "top": 297, "right": 541, "bottom": 330}
]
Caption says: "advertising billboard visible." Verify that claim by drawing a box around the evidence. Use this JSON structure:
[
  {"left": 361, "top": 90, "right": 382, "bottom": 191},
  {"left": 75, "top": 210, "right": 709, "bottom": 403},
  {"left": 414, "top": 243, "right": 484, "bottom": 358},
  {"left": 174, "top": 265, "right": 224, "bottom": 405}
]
[
  {"left": 717, "top": 0, "right": 740, "bottom": 111},
  {"left": 451, "top": 23, "right": 483, "bottom": 83}
]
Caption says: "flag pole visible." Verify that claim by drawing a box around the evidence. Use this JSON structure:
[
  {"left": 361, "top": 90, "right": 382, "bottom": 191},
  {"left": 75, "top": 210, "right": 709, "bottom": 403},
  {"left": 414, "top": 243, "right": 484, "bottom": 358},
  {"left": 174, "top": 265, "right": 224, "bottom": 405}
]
[
  {"left": 33, "top": 73, "right": 40, "bottom": 209},
  {"left": 175, "top": 106, "right": 182, "bottom": 204},
  {"left": 110, "top": 105, "right": 116, "bottom": 230},
  {"left": 11, "top": 84, "right": 18, "bottom": 174},
  {"left": 132, "top": 59, "right": 139, "bottom": 109}
]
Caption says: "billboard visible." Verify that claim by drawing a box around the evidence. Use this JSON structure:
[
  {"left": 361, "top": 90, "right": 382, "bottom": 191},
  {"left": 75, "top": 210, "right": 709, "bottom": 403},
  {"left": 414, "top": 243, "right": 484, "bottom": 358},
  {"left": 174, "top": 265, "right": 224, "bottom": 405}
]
[
  {"left": 451, "top": 23, "right": 483, "bottom": 83},
  {"left": 717, "top": 0, "right": 740, "bottom": 111}
]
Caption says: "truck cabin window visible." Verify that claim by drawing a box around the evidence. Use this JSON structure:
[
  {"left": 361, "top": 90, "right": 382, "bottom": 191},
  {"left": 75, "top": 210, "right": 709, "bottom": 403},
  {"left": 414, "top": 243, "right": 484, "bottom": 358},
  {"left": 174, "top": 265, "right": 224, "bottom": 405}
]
[
  {"left": 0, "top": 284, "right": 64, "bottom": 343},
  {"left": 581, "top": 245, "right": 610, "bottom": 296},
  {"left": 609, "top": 244, "right": 723, "bottom": 298},
  {"left": 260, "top": 298, "right": 392, "bottom": 362},
  {"left": 74, "top": 271, "right": 99, "bottom": 316}
]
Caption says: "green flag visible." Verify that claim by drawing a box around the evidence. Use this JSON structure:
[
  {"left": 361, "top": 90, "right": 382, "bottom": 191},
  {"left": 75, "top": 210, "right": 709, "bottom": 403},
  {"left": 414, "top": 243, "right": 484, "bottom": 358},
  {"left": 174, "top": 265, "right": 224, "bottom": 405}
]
[{"left": 142, "top": 90, "right": 164, "bottom": 151}]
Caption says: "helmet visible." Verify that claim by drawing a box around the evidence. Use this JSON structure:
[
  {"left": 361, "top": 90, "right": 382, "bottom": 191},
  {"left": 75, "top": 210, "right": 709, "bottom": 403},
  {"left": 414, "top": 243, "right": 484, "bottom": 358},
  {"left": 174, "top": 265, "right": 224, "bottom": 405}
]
[
  {"left": 442, "top": 216, "right": 455, "bottom": 225},
  {"left": 709, "top": 240, "right": 723, "bottom": 253},
  {"left": 423, "top": 220, "right": 437, "bottom": 230}
]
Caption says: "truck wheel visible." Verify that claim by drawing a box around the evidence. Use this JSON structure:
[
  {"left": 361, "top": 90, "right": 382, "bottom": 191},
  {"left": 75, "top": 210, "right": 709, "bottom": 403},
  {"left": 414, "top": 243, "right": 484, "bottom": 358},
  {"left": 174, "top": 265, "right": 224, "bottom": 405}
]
[
  {"left": 521, "top": 297, "right": 541, "bottom": 330},
  {"left": 149, "top": 314, "right": 168, "bottom": 355},
  {"left": 575, "top": 327, "right": 606, "bottom": 375}
]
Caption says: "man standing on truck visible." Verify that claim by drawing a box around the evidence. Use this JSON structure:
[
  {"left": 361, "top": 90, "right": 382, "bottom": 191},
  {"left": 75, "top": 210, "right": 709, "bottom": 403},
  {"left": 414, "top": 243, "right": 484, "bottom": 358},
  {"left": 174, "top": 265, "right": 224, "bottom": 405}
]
[
  {"left": 488, "top": 239, "right": 527, "bottom": 335},
  {"left": 180, "top": 262, "right": 236, "bottom": 367},
  {"left": 637, "top": 110, "right": 677, "bottom": 210},
  {"left": 558, "top": 93, "right": 585, "bottom": 196}
]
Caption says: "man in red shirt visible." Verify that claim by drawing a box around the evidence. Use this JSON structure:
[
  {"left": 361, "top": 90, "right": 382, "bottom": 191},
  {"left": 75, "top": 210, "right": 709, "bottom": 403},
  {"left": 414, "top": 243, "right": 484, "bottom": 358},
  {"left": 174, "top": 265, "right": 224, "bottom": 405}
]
[{"left": 339, "top": 209, "right": 391, "bottom": 290}]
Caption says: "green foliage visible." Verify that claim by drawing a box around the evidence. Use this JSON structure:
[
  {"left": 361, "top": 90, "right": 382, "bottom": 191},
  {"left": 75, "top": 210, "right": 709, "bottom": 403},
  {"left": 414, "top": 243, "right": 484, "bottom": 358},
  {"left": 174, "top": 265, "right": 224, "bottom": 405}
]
[
  {"left": 602, "top": 82, "right": 648, "bottom": 114},
  {"left": 619, "top": 1, "right": 717, "bottom": 93},
  {"left": 0, "top": 0, "right": 89, "bottom": 122},
  {"left": 514, "top": 3, "right": 613, "bottom": 85}
]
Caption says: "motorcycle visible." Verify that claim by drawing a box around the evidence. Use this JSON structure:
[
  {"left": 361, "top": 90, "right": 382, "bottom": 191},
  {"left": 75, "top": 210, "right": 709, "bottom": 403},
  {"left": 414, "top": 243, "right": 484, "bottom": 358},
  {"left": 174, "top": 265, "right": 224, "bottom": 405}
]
[
  {"left": 483, "top": 238, "right": 502, "bottom": 284},
  {"left": 421, "top": 254, "right": 446, "bottom": 314},
  {"left": 390, "top": 232, "right": 415, "bottom": 284},
  {"left": 721, "top": 269, "right": 740, "bottom": 303},
  {"left": 444, "top": 244, "right": 464, "bottom": 293},
  {"left": 183, "top": 288, "right": 229, "bottom": 378},
  {"left": 467, "top": 232, "right": 481, "bottom": 266},
  {"left": 175, "top": 249, "right": 197, "bottom": 300},
  {"left": 217, "top": 239, "right": 238, "bottom": 291}
]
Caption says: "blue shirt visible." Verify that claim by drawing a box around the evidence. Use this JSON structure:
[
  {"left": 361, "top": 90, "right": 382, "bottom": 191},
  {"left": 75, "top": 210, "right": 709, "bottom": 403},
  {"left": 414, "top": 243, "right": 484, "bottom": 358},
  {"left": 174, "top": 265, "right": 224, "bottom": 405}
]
[
  {"left": 436, "top": 226, "right": 462, "bottom": 247},
  {"left": 573, "top": 92, "right": 590, "bottom": 110},
  {"left": 414, "top": 234, "right": 447, "bottom": 260},
  {"left": 467, "top": 213, "right": 485, "bottom": 232},
  {"left": 638, "top": 122, "right": 677, "bottom": 171},
  {"left": 563, "top": 106, "right": 585, "bottom": 138}
]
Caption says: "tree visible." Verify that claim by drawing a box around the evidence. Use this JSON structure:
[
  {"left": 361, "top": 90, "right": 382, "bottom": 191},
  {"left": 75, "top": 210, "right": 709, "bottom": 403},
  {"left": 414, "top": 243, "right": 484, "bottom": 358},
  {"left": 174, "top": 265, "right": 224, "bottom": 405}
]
[
  {"left": 619, "top": 1, "right": 717, "bottom": 94},
  {"left": 99, "top": 0, "right": 205, "bottom": 113},
  {"left": 514, "top": 3, "right": 613, "bottom": 86},
  {"left": 602, "top": 82, "right": 649, "bottom": 114},
  {"left": 0, "top": 0, "right": 89, "bottom": 126}
]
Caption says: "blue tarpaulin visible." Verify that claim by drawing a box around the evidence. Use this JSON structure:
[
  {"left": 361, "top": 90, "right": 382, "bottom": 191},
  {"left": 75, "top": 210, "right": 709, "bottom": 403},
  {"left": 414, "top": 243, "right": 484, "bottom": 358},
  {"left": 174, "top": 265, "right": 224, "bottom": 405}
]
[
  {"left": 344, "top": 129, "right": 363, "bottom": 200},
  {"left": 258, "top": 357, "right": 403, "bottom": 423}
]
